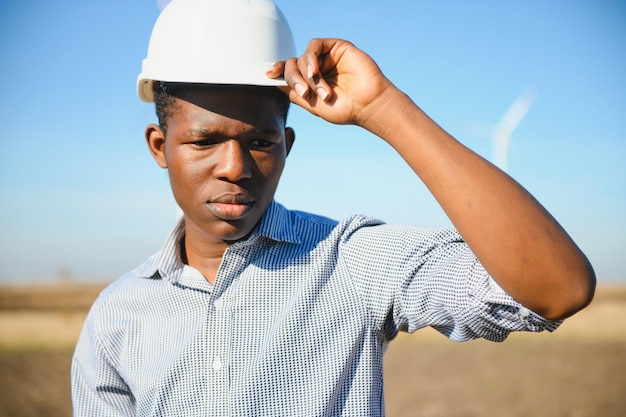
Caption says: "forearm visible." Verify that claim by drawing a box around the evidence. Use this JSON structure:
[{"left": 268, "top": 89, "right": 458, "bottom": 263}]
[
  {"left": 271, "top": 37, "right": 595, "bottom": 319},
  {"left": 361, "top": 87, "right": 595, "bottom": 320}
]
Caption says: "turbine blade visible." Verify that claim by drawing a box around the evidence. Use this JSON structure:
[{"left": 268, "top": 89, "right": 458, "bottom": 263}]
[
  {"left": 495, "top": 88, "right": 537, "bottom": 139},
  {"left": 491, "top": 88, "right": 537, "bottom": 172}
]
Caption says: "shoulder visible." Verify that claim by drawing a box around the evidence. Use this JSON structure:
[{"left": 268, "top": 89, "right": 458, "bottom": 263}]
[
  {"left": 277, "top": 204, "right": 462, "bottom": 254},
  {"left": 339, "top": 217, "right": 464, "bottom": 253},
  {"left": 85, "top": 254, "right": 167, "bottom": 322},
  {"left": 290, "top": 208, "right": 388, "bottom": 247},
  {"left": 266, "top": 201, "right": 384, "bottom": 245}
]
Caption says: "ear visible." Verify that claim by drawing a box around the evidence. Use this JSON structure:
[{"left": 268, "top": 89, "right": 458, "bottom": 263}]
[
  {"left": 285, "top": 127, "right": 295, "bottom": 156},
  {"left": 145, "top": 124, "right": 168, "bottom": 169}
]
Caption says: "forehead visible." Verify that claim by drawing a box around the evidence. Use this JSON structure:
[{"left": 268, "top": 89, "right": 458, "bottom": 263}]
[
  {"left": 167, "top": 84, "right": 287, "bottom": 125},
  {"left": 170, "top": 95, "right": 284, "bottom": 138}
]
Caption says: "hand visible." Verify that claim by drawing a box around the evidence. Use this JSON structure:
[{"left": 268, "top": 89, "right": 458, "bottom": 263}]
[{"left": 267, "top": 38, "right": 394, "bottom": 127}]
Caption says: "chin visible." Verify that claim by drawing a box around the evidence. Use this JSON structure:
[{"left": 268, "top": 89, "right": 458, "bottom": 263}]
[{"left": 213, "top": 222, "right": 256, "bottom": 243}]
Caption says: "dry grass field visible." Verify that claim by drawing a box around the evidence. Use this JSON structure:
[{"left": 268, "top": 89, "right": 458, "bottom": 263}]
[{"left": 1, "top": 283, "right": 624, "bottom": 417}]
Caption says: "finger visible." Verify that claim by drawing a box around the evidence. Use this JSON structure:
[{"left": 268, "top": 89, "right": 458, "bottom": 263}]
[
  {"left": 278, "top": 57, "right": 330, "bottom": 114},
  {"left": 297, "top": 55, "right": 331, "bottom": 102},
  {"left": 265, "top": 61, "right": 285, "bottom": 79},
  {"left": 298, "top": 39, "right": 335, "bottom": 101},
  {"left": 276, "top": 84, "right": 314, "bottom": 113},
  {"left": 282, "top": 57, "right": 311, "bottom": 98},
  {"left": 267, "top": 59, "right": 308, "bottom": 98}
]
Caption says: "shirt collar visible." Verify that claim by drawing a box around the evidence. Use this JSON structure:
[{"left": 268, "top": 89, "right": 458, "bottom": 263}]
[
  {"left": 250, "top": 200, "right": 301, "bottom": 244},
  {"left": 135, "top": 200, "right": 300, "bottom": 282}
]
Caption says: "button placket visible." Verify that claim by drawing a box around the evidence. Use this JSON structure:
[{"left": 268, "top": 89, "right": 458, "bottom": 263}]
[
  {"left": 205, "top": 295, "right": 231, "bottom": 416},
  {"left": 205, "top": 244, "right": 251, "bottom": 417}
]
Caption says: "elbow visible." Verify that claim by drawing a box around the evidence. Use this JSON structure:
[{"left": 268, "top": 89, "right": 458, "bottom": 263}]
[{"left": 541, "top": 257, "right": 596, "bottom": 321}]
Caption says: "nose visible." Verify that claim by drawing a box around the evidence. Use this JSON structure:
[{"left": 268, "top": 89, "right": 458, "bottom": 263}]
[{"left": 213, "top": 139, "right": 253, "bottom": 182}]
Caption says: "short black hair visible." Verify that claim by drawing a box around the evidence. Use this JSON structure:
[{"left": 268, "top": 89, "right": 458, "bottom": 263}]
[{"left": 152, "top": 81, "right": 290, "bottom": 135}]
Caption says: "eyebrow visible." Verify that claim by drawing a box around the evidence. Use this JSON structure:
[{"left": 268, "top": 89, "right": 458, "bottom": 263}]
[
  {"left": 183, "top": 128, "right": 214, "bottom": 137},
  {"left": 183, "top": 127, "right": 281, "bottom": 137}
]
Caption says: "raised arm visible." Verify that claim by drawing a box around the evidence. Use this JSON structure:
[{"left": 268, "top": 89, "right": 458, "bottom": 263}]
[{"left": 267, "top": 38, "right": 595, "bottom": 320}]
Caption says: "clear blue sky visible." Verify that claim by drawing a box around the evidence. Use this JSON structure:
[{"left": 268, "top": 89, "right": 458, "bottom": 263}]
[{"left": 1, "top": 0, "right": 624, "bottom": 284}]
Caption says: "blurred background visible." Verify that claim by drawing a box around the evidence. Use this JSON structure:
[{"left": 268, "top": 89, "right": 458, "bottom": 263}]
[{"left": 0, "top": 1, "right": 624, "bottom": 416}]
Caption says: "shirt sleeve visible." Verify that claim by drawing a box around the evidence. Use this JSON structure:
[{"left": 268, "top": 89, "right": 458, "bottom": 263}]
[
  {"left": 341, "top": 222, "right": 561, "bottom": 342},
  {"left": 71, "top": 299, "right": 136, "bottom": 417}
]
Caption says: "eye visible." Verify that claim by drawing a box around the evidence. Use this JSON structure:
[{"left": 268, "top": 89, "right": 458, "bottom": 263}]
[
  {"left": 190, "top": 139, "right": 218, "bottom": 148},
  {"left": 250, "top": 139, "right": 274, "bottom": 149}
]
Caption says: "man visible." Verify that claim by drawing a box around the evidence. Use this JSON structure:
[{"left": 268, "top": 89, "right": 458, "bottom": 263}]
[{"left": 72, "top": 1, "right": 595, "bottom": 415}]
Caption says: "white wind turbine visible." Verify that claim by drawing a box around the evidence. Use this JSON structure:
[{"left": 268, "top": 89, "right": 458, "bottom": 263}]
[
  {"left": 491, "top": 88, "right": 536, "bottom": 172},
  {"left": 157, "top": 0, "right": 171, "bottom": 11}
]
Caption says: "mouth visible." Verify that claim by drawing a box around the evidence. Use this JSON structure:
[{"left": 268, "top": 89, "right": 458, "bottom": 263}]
[{"left": 207, "top": 193, "right": 255, "bottom": 220}]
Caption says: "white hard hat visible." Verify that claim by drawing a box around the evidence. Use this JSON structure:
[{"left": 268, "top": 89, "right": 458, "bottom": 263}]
[{"left": 137, "top": 0, "right": 297, "bottom": 102}]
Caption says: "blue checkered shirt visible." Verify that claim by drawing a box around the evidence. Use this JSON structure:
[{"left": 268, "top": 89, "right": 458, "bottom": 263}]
[{"left": 71, "top": 201, "right": 559, "bottom": 416}]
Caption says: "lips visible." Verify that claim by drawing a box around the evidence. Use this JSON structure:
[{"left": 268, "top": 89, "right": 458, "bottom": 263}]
[{"left": 207, "top": 193, "right": 255, "bottom": 220}]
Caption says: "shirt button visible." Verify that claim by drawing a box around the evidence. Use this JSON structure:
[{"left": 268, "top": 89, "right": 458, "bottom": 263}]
[
  {"left": 214, "top": 298, "right": 223, "bottom": 311},
  {"left": 519, "top": 307, "right": 531, "bottom": 318},
  {"left": 212, "top": 358, "right": 223, "bottom": 372}
]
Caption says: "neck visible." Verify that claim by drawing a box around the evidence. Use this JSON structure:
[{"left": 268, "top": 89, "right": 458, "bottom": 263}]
[{"left": 181, "top": 222, "right": 231, "bottom": 285}]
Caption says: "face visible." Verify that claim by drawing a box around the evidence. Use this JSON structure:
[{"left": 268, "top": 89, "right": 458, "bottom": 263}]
[{"left": 146, "top": 87, "right": 295, "bottom": 246}]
